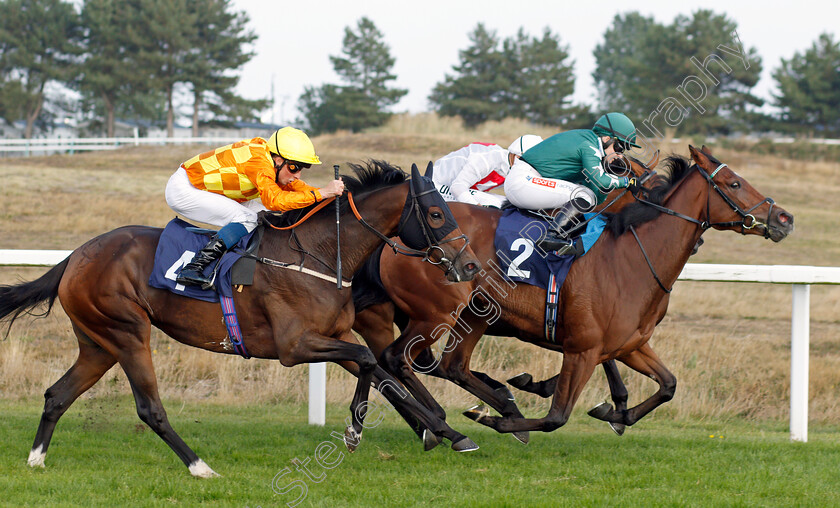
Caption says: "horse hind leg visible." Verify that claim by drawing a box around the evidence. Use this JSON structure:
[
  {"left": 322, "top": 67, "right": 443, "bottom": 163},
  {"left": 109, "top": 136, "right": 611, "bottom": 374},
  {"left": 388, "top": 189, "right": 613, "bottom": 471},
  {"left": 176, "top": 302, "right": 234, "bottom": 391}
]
[
  {"left": 115, "top": 343, "right": 218, "bottom": 477},
  {"left": 29, "top": 325, "right": 116, "bottom": 468},
  {"left": 589, "top": 344, "right": 676, "bottom": 428}
]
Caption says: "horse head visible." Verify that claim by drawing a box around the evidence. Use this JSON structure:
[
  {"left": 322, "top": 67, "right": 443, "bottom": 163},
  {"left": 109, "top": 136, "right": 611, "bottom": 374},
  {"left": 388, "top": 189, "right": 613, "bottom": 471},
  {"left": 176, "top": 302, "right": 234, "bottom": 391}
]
[
  {"left": 396, "top": 163, "right": 480, "bottom": 281},
  {"left": 689, "top": 145, "right": 794, "bottom": 243}
]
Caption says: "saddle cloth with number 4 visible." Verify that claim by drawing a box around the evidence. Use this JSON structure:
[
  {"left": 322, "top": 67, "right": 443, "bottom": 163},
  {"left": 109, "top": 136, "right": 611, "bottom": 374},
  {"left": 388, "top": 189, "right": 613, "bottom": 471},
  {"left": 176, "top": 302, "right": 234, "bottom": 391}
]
[{"left": 148, "top": 218, "right": 257, "bottom": 302}]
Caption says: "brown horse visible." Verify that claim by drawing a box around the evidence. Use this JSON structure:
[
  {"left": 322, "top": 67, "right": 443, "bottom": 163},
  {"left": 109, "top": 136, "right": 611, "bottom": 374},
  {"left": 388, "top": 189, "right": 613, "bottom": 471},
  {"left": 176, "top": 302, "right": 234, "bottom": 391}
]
[
  {"left": 353, "top": 146, "right": 793, "bottom": 441},
  {"left": 352, "top": 153, "right": 659, "bottom": 444},
  {"left": 0, "top": 161, "right": 482, "bottom": 477}
]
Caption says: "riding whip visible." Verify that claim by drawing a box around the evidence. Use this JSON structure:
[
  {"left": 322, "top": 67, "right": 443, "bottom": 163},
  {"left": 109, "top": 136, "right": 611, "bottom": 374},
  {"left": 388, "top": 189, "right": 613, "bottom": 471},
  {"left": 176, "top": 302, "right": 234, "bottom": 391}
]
[{"left": 334, "top": 164, "right": 342, "bottom": 290}]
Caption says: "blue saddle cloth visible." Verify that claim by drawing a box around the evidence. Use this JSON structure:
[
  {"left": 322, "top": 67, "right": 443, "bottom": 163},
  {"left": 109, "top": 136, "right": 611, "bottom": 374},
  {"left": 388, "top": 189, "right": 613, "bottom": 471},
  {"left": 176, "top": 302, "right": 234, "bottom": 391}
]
[
  {"left": 148, "top": 218, "right": 255, "bottom": 302},
  {"left": 493, "top": 208, "right": 606, "bottom": 290}
]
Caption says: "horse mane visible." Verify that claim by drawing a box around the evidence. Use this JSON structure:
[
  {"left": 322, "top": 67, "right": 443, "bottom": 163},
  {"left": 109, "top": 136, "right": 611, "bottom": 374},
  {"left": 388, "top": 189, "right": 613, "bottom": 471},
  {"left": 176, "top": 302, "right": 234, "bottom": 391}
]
[
  {"left": 604, "top": 154, "right": 696, "bottom": 236},
  {"left": 267, "top": 159, "right": 407, "bottom": 228}
]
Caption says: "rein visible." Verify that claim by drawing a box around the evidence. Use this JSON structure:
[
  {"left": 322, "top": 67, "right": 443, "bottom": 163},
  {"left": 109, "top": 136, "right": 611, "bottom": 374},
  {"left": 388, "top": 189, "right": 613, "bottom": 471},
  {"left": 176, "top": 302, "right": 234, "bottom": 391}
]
[
  {"left": 248, "top": 183, "right": 469, "bottom": 283},
  {"left": 629, "top": 162, "right": 776, "bottom": 292}
]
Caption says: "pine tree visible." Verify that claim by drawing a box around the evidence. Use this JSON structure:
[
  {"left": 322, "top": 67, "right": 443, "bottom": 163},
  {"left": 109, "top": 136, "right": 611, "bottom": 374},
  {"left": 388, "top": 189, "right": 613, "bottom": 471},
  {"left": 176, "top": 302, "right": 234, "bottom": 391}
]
[
  {"left": 429, "top": 24, "right": 509, "bottom": 127},
  {"left": 0, "top": 0, "right": 82, "bottom": 138},
  {"left": 184, "top": 0, "right": 266, "bottom": 136},
  {"left": 298, "top": 17, "right": 406, "bottom": 134},
  {"left": 773, "top": 33, "right": 840, "bottom": 136},
  {"left": 593, "top": 10, "right": 763, "bottom": 136}
]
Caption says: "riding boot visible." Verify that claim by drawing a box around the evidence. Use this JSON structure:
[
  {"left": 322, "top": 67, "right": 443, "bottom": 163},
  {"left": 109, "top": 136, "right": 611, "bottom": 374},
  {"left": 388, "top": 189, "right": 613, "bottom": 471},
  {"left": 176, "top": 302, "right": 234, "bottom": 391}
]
[
  {"left": 537, "top": 201, "right": 585, "bottom": 255},
  {"left": 176, "top": 235, "right": 227, "bottom": 288}
]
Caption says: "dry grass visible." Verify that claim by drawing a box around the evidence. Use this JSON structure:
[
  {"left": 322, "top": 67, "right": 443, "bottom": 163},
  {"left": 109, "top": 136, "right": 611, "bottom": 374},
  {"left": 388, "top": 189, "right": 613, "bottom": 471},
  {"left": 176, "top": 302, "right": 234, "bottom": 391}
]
[{"left": 1, "top": 113, "right": 839, "bottom": 425}]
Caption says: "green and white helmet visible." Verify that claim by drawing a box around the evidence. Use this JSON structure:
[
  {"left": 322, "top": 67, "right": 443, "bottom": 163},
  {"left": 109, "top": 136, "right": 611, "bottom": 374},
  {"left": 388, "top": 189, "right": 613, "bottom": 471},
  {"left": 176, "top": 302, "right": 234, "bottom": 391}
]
[{"left": 592, "top": 112, "right": 641, "bottom": 148}]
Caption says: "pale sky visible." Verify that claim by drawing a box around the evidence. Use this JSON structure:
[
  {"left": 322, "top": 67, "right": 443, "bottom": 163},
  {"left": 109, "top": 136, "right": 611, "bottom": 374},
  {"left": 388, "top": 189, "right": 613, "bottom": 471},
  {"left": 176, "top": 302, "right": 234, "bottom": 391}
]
[{"left": 231, "top": 0, "right": 839, "bottom": 124}]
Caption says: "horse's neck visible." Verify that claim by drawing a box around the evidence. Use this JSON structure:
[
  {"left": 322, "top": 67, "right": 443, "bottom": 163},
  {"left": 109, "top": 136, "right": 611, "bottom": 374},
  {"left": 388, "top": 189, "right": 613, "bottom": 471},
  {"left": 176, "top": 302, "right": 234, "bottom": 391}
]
[
  {"left": 628, "top": 171, "right": 709, "bottom": 287},
  {"left": 327, "top": 183, "right": 409, "bottom": 274}
]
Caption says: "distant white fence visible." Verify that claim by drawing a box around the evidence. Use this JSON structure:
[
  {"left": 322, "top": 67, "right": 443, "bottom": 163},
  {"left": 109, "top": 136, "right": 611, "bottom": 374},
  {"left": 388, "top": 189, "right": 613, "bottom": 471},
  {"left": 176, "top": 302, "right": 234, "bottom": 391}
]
[
  {"left": 2, "top": 249, "right": 839, "bottom": 440},
  {"left": 0, "top": 136, "right": 242, "bottom": 155},
  {"left": 2, "top": 136, "right": 840, "bottom": 155}
]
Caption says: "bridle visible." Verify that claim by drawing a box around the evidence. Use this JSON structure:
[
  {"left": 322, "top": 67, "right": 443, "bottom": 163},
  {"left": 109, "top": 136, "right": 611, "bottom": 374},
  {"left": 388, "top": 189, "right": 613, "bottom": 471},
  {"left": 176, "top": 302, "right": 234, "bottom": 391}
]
[
  {"left": 347, "top": 185, "right": 470, "bottom": 278},
  {"left": 259, "top": 180, "right": 470, "bottom": 281},
  {"left": 628, "top": 162, "right": 776, "bottom": 293}
]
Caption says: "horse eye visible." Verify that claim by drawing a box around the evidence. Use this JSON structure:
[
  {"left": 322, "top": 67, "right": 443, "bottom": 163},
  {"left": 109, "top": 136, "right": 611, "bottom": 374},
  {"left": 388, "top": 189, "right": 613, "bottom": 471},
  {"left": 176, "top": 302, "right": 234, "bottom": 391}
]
[
  {"left": 431, "top": 212, "right": 443, "bottom": 220},
  {"left": 730, "top": 181, "right": 741, "bottom": 189}
]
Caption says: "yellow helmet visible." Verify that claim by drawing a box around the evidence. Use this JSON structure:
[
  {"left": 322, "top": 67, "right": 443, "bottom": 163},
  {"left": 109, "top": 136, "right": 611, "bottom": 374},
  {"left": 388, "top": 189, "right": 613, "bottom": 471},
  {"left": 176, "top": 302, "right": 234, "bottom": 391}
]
[{"left": 267, "top": 127, "right": 321, "bottom": 164}]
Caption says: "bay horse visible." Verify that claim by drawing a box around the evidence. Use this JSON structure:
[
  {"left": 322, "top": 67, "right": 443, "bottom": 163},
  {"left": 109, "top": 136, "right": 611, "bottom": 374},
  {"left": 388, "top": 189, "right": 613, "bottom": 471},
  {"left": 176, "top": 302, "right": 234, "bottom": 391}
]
[
  {"left": 352, "top": 146, "right": 793, "bottom": 442},
  {"left": 0, "top": 161, "right": 481, "bottom": 477},
  {"left": 352, "top": 152, "right": 660, "bottom": 444}
]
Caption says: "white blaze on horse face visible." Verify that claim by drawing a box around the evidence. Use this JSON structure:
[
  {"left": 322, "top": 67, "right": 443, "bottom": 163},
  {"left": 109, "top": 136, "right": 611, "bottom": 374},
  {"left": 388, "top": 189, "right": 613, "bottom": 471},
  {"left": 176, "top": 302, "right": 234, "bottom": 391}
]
[
  {"left": 189, "top": 459, "right": 220, "bottom": 478},
  {"left": 27, "top": 445, "right": 46, "bottom": 467}
]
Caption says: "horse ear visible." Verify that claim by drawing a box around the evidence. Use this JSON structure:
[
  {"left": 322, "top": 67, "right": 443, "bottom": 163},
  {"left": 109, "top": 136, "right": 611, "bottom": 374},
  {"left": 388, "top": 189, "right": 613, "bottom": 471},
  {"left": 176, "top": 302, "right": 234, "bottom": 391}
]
[
  {"left": 688, "top": 145, "right": 709, "bottom": 165},
  {"left": 701, "top": 145, "right": 713, "bottom": 155},
  {"left": 410, "top": 163, "right": 421, "bottom": 184},
  {"left": 646, "top": 149, "right": 660, "bottom": 170},
  {"left": 425, "top": 161, "right": 434, "bottom": 179}
]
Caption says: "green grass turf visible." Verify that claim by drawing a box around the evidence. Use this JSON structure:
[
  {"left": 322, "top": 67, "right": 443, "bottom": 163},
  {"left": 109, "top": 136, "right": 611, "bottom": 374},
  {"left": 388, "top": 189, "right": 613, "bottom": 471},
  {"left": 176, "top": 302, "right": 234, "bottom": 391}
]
[{"left": 1, "top": 397, "right": 838, "bottom": 507}]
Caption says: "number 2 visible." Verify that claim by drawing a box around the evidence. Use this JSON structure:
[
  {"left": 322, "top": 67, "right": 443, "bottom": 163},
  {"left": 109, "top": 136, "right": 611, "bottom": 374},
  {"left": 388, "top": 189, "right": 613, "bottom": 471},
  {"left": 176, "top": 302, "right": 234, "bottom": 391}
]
[{"left": 506, "top": 238, "right": 533, "bottom": 278}]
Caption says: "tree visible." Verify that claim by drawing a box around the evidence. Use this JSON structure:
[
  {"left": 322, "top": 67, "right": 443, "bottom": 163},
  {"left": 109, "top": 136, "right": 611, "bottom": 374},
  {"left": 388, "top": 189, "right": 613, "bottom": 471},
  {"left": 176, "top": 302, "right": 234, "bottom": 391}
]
[
  {"left": 429, "top": 24, "right": 509, "bottom": 127},
  {"left": 593, "top": 10, "right": 763, "bottom": 136},
  {"left": 184, "top": 0, "right": 266, "bottom": 136},
  {"left": 773, "top": 33, "right": 840, "bottom": 136},
  {"left": 430, "top": 24, "right": 580, "bottom": 128},
  {"left": 503, "top": 28, "right": 579, "bottom": 126},
  {"left": 0, "top": 0, "right": 82, "bottom": 138},
  {"left": 123, "top": 0, "right": 198, "bottom": 137},
  {"left": 79, "top": 0, "right": 149, "bottom": 137},
  {"left": 298, "top": 17, "right": 406, "bottom": 134},
  {"left": 592, "top": 12, "right": 665, "bottom": 118}
]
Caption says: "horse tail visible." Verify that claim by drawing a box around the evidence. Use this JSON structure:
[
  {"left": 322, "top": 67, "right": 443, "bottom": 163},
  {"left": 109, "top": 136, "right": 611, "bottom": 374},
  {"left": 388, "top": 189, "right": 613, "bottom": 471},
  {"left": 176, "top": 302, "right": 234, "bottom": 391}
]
[
  {"left": 0, "top": 256, "right": 70, "bottom": 334},
  {"left": 351, "top": 244, "right": 391, "bottom": 312}
]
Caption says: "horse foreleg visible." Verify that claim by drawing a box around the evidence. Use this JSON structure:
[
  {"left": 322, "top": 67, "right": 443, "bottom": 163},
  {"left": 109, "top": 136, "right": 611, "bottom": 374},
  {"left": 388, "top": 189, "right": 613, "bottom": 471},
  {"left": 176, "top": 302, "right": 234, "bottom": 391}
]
[
  {"left": 428, "top": 323, "right": 530, "bottom": 444},
  {"left": 589, "top": 343, "right": 676, "bottom": 428},
  {"left": 29, "top": 327, "right": 116, "bottom": 468},
  {"left": 379, "top": 324, "right": 449, "bottom": 422},
  {"left": 464, "top": 349, "right": 599, "bottom": 434},
  {"left": 352, "top": 305, "right": 475, "bottom": 451},
  {"left": 507, "top": 372, "right": 560, "bottom": 398},
  {"left": 281, "top": 331, "right": 378, "bottom": 452}
]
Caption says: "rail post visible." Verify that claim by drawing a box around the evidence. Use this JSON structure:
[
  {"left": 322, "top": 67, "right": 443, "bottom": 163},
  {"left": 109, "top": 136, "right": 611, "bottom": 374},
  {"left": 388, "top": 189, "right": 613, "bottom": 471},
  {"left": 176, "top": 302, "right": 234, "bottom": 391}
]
[{"left": 790, "top": 284, "right": 810, "bottom": 442}]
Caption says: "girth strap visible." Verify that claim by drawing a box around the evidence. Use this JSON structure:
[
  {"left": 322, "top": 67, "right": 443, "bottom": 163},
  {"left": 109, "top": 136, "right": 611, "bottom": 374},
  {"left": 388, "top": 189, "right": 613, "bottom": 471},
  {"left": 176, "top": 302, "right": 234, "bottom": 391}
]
[
  {"left": 544, "top": 273, "right": 561, "bottom": 342},
  {"left": 220, "top": 295, "right": 250, "bottom": 359}
]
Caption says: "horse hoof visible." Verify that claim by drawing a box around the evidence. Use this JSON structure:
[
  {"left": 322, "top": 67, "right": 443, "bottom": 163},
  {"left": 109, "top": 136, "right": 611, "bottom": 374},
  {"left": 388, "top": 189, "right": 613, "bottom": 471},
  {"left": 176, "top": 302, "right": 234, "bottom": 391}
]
[
  {"left": 463, "top": 404, "right": 491, "bottom": 422},
  {"left": 495, "top": 386, "right": 516, "bottom": 402},
  {"left": 188, "top": 459, "right": 220, "bottom": 478},
  {"left": 512, "top": 431, "right": 530, "bottom": 445},
  {"left": 27, "top": 445, "right": 45, "bottom": 468},
  {"left": 587, "top": 401, "right": 612, "bottom": 420},
  {"left": 507, "top": 372, "right": 533, "bottom": 390},
  {"left": 423, "top": 429, "right": 443, "bottom": 451},
  {"left": 451, "top": 437, "right": 479, "bottom": 452},
  {"left": 609, "top": 422, "right": 626, "bottom": 436},
  {"left": 344, "top": 426, "right": 363, "bottom": 452}
]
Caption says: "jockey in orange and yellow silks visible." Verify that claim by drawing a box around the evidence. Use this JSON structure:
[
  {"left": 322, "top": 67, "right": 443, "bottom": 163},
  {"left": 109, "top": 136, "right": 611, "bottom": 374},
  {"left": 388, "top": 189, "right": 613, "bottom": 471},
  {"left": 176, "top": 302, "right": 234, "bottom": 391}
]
[{"left": 165, "top": 127, "right": 344, "bottom": 288}]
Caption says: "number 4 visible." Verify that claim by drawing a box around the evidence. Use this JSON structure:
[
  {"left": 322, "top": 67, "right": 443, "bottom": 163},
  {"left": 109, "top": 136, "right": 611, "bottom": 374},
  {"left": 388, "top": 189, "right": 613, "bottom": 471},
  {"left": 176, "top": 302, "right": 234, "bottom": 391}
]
[{"left": 165, "top": 250, "right": 195, "bottom": 292}]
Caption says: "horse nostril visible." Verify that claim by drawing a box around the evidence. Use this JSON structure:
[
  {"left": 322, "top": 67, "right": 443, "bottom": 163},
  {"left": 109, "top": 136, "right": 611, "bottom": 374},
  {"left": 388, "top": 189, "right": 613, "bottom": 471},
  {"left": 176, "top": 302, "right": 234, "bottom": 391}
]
[
  {"left": 465, "top": 262, "right": 478, "bottom": 274},
  {"left": 778, "top": 212, "right": 794, "bottom": 226}
]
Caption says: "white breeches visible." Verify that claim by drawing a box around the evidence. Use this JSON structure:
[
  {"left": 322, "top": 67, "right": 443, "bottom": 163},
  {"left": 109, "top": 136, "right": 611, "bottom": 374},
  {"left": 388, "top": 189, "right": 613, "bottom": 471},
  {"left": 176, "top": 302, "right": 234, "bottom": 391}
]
[
  {"left": 436, "top": 184, "right": 507, "bottom": 209},
  {"left": 503, "top": 159, "right": 596, "bottom": 211},
  {"left": 165, "top": 167, "right": 266, "bottom": 232}
]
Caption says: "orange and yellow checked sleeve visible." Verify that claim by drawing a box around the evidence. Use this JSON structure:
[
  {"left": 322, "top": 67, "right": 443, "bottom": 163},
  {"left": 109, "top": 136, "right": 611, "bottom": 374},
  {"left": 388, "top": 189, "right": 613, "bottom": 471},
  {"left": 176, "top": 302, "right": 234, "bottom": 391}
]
[{"left": 254, "top": 167, "right": 323, "bottom": 211}]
